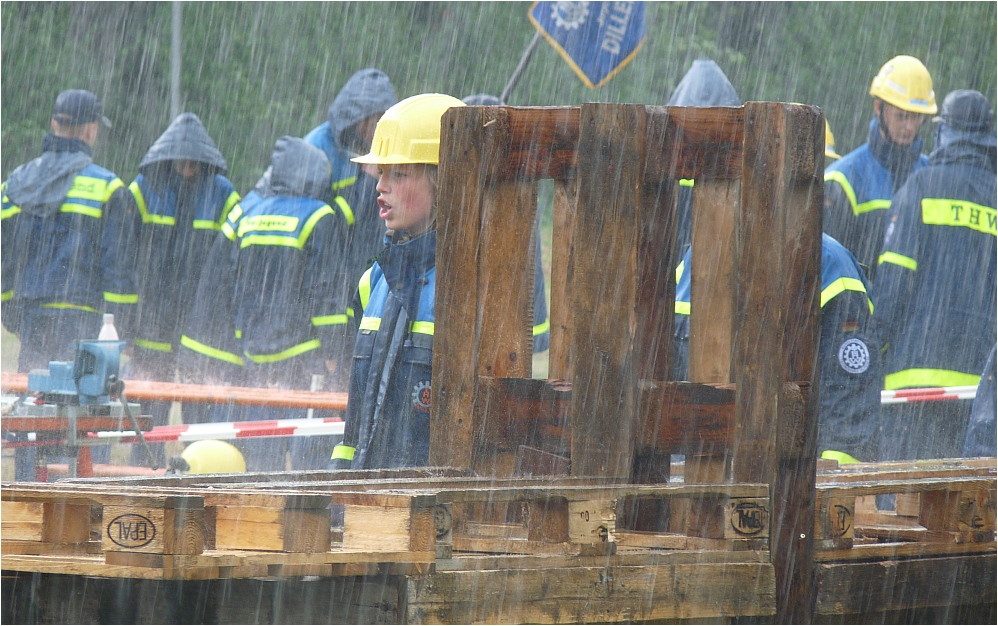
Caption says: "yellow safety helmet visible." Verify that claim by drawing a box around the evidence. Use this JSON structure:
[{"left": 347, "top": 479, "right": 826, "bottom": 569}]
[
  {"left": 869, "top": 55, "right": 937, "bottom": 115},
  {"left": 352, "top": 93, "right": 466, "bottom": 166},
  {"left": 180, "top": 440, "right": 246, "bottom": 474},
  {"left": 825, "top": 119, "right": 841, "bottom": 160}
]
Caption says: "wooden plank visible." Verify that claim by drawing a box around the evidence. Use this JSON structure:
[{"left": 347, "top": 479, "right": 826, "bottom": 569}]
[
  {"left": 817, "top": 476, "right": 997, "bottom": 498},
  {"left": 570, "top": 103, "right": 644, "bottom": 479},
  {"left": 437, "top": 547, "right": 772, "bottom": 572},
  {"left": 431, "top": 105, "right": 486, "bottom": 470},
  {"left": 920, "top": 488, "right": 996, "bottom": 533},
  {"left": 816, "top": 554, "right": 997, "bottom": 615},
  {"left": 342, "top": 504, "right": 434, "bottom": 553},
  {"left": 636, "top": 381, "right": 735, "bottom": 451},
  {"left": 1, "top": 501, "right": 44, "bottom": 541},
  {"left": 548, "top": 178, "right": 578, "bottom": 379},
  {"left": 405, "top": 562, "right": 776, "bottom": 623},
  {"left": 642, "top": 105, "right": 745, "bottom": 180},
  {"left": 102, "top": 503, "right": 204, "bottom": 555},
  {"left": 211, "top": 505, "right": 330, "bottom": 553},
  {"left": 500, "top": 107, "right": 580, "bottom": 180}
]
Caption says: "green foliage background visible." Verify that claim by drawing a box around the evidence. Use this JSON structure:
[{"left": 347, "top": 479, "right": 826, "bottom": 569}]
[{"left": 3, "top": 2, "right": 995, "bottom": 192}]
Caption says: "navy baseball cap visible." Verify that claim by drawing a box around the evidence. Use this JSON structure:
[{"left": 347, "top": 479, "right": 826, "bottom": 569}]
[{"left": 52, "top": 89, "right": 112, "bottom": 128}]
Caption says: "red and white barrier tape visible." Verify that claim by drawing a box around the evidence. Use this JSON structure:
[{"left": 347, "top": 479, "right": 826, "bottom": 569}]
[
  {"left": 89, "top": 417, "right": 344, "bottom": 443},
  {"left": 881, "top": 386, "right": 978, "bottom": 405}
]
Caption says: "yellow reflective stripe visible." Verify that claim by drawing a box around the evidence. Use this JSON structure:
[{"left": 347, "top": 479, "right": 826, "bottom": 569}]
[
  {"left": 824, "top": 171, "right": 889, "bottom": 215},
  {"left": 240, "top": 234, "right": 301, "bottom": 249},
  {"left": 106, "top": 178, "right": 125, "bottom": 198},
  {"left": 821, "top": 450, "right": 861, "bottom": 464},
  {"left": 820, "top": 277, "right": 867, "bottom": 308},
  {"left": 135, "top": 338, "right": 173, "bottom": 352},
  {"left": 358, "top": 268, "right": 373, "bottom": 310},
  {"left": 244, "top": 339, "right": 321, "bottom": 364},
  {"left": 192, "top": 219, "right": 221, "bottom": 230},
  {"left": 180, "top": 335, "right": 245, "bottom": 366},
  {"left": 922, "top": 198, "right": 997, "bottom": 236},
  {"left": 533, "top": 319, "right": 550, "bottom": 336},
  {"left": 675, "top": 301, "right": 690, "bottom": 315},
  {"left": 334, "top": 196, "right": 355, "bottom": 226},
  {"left": 347, "top": 307, "right": 355, "bottom": 319},
  {"left": 234, "top": 329, "right": 242, "bottom": 339},
  {"left": 238, "top": 214, "right": 300, "bottom": 237},
  {"left": 226, "top": 204, "right": 243, "bottom": 223},
  {"left": 359, "top": 317, "right": 380, "bottom": 331},
  {"left": 69, "top": 175, "right": 120, "bottom": 202},
  {"left": 331, "top": 175, "right": 357, "bottom": 191},
  {"left": 221, "top": 192, "right": 241, "bottom": 220},
  {"left": 1, "top": 206, "right": 21, "bottom": 220},
  {"left": 675, "top": 258, "right": 685, "bottom": 284},
  {"left": 312, "top": 314, "right": 349, "bottom": 326},
  {"left": 221, "top": 222, "right": 236, "bottom": 241},
  {"left": 60, "top": 203, "right": 102, "bottom": 218},
  {"left": 331, "top": 444, "right": 355, "bottom": 461},
  {"left": 884, "top": 368, "right": 981, "bottom": 391},
  {"left": 1, "top": 290, "right": 13, "bottom": 302},
  {"left": 299, "top": 205, "right": 335, "bottom": 245},
  {"left": 129, "top": 182, "right": 174, "bottom": 225},
  {"left": 410, "top": 321, "right": 434, "bottom": 335},
  {"left": 104, "top": 291, "right": 138, "bottom": 304},
  {"left": 679, "top": 178, "right": 695, "bottom": 187},
  {"left": 41, "top": 302, "right": 98, "bottom": 312},
  {"left": 878, "top": 251, "right": 917, "bottom": 271}
]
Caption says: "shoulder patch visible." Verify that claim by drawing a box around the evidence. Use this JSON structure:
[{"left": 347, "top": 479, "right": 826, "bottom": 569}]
[{"left": 838, "top": 338, "right": 870, "bottom": 374}]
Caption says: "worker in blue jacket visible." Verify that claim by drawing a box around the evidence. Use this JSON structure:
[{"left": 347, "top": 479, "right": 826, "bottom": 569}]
[
  {"left": 330, "top": 93, "right": 466, "bottom": 470},
  {"left": 824, "top": 56, "right": 936, "bottom": 278},
  {"left": 462, "top": 93, "right": 550, "bottom": 354},
  {"left": 875, "top": 89, "right": 997, "bottom": 461},
  {"left": 963, "top": 344, "right": 996, "bottom": 458},
  {"left": 666, "top": 59, "right": 741, "bottom": 258},
  {"left": 1, "top": 90, "right": 137, "bottom": 372},
  {"left": 674, "top": 234, "right": 882, "bottom": 462},
  {"left": 124, "top": 113, "right": 240, "bottom": 465}
]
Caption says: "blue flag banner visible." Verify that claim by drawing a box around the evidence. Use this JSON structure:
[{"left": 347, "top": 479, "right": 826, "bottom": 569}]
[{"left": 529, "top": 1, "right": 646, "bottom": 89}]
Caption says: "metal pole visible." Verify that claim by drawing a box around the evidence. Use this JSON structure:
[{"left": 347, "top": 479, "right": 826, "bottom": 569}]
[
  {"left": 500, "top": 31, "right": 542, "bottom": 104},
  {"left": 170, "top": 1, "right": 182, "bottom": 120}
]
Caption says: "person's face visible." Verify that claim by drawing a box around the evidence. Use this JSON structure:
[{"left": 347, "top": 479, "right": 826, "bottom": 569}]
[
  {"left": 375, "top": 164, "right": 435, "bottom": 235},
  {"left": 172, "top": 159, "right": 204, "bottom": 180},
  {"left": 875, "top": 100, "right": 927, "bottom": 146},
  {"left": 356, "top": 114, "right": 382, "bottom": 146}
]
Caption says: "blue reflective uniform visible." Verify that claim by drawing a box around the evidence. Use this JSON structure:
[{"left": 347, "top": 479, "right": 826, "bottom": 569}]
[
  {"left": 674, "top": 234, "right": 882, "bottom": 461},
  {"left": 824, "top": 118, "right": 929, "bottom": 277}
]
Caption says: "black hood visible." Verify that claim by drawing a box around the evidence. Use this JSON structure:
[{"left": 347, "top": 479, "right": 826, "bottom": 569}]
[
  {"left": 256, "top": 136, "right": 331, "bottom": 200},
  {"left": 931, "top": 122, "right": 998, "bottom": 170},
  {"left": 138, "top": 113, "right": 227, "bottom": 175},
  {"left": 668, "top": 59, "right": 741, "bottom": 107}
]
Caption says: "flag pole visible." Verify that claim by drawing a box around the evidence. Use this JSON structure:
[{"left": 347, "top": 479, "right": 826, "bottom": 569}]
[{"left": 501, "top": 30, "right": 542, "bottom": 104}]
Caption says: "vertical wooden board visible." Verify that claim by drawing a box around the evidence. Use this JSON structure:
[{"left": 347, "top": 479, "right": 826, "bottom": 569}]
[
  {"left": 523, "top": 498, "right": 569, "bottom": 542},
  {"left": 689, "top": 179, "right": 740, "bottom": 384},
  {"left": 102, "top": 504, "right": 204, "bottom": 555},
  {"left": 567, "top": 499, "right": 615, "bottom": 544},
  {"left": 2, "top": 501, "right": 45, "bottom": 541},
  {"left": 549, "top": 177, "right": 578, "bottom": 380},
  {"left": 570, "top": 103, "right": 644, "bottom": 479},
  {"left": 431, "top": 106, "right": 486, "bottom": 469},
  {"left": 214, "top": 505, "right": 284, "bottom": 551},
  {"left": 342, "top": 504, "right": 416, "bottom": 552},
  {"left": 41, "top": 503, "right": 91, "bottom": 544},
  {"left": 283, "top": 508, "right": 332, "bottom": 553}
]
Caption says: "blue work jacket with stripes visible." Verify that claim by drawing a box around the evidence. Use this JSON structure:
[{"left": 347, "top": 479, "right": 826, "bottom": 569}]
[
  {"left": 874, "top": 126, "right": 997, "bottom": 392},
  {"left": 674, "top": 234, "right": 882, "bottom": 461},
  {"left": 824, "top": 118, "right": 929, "bottom": 277},
  {"left": 129, "top": 174, "right": 239, "bottom": 355},
  {"left": 333, "top": 230, "right": 436, "bottom": 470},
  {"left": 1, "top": 136, "right": 137, "bottom": 335}
]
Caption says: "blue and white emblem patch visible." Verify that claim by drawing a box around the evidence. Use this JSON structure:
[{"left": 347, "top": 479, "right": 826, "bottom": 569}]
[{"left": 838, "top": 338, "right": 870, "bottom": 374}]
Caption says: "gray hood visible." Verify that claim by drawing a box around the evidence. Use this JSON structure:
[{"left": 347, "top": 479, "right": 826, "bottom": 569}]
[
  {"left": 327, "top": 68, "right": 397, "bottom": 150},
  {"left": 257, "top": 136, "right": 331, "bottom": 200},
  {"left": 668, "top": 59, "right": 741, "bottom": 107},
  {"left": 4, "top": 135, "right": 93, "bottom": 218},
  {"left": 138, "top": 112, "right": 227, "bottom": 174}
]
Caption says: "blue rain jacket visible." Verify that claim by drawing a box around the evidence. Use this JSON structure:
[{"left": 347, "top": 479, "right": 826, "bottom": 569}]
[
  {"left": 1, "top": 135, "right": 136, "bottom": 337},
  {"left": 874, "top": 122, "right": 997, "bottom": 392},
  {"left": 824, "top": 117, "right": 930, "bottom": 276},
  {"left": 963, "top": 344, "right": 996, "bottom": 458},
  {"left": 674, "top": 234, "right": 882, "bottom": 460},
  {"left": 333, "top": 230, "right": 437, "bottom": 469},
  {"left": 128, "top": 113, "right": 240, "bottom": 359}
]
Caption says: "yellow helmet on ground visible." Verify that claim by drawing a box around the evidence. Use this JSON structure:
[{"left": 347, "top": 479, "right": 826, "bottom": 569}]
[
  {"left": 869, "top": 55, "right": 937, "bottom": 115},
  {"left": 825, "top": 119, "right": 841, "bottom": 160},
  {"left": 180, "top": 440, "right": 246, "bottom": 474},
  {"left": 352, "top": 93, "right": 465, "bottom": 166}
]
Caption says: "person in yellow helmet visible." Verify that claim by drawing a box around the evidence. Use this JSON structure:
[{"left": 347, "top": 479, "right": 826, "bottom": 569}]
[
  {"left": 825, "top": 119, "right": 842, "bottom": 161},
  {"left": 823, "top": 55, "right": 937, "bottom": 280},
  {"left": 330, "top": 93, "right": 465, "bottom": 470}
]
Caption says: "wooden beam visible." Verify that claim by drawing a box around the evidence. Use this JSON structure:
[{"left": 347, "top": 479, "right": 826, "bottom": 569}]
[
  {"left": 644, "top": 106, "right": 745, "bottom": 180},
  {"left": 548, "top": 177, "right": 578, "bottom": 380},
  {"left": 570, "top": 103, "right": 644, "bottom": 479},
  {"left": 499, "top": 106, "right": 580, "bottom": 180}
]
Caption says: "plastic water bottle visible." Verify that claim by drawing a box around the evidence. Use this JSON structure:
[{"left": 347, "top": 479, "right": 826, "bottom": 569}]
[{"left": 98, "top": 313, "right": 119, "bottom": 341}]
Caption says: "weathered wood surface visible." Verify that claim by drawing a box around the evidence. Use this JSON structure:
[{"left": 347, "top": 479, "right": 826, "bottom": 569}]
[
  {"left": 646, "top": 106, "right": 746, "bottom": 180},
  {"left": 548, "top": 178, "right": 577, "bottom": 379}
]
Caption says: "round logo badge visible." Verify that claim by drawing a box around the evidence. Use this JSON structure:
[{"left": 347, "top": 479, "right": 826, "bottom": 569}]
[
  {"left": 411, "top": 380, "right": 432, "bottom": 412},
  {"left": 838, "top": 338, "right": 870, "bottom": 374}
]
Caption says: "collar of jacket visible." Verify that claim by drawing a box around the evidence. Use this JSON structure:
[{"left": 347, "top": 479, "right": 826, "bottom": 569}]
[
  {"left": 43, "top": 134, "right": 92, "bottom": 157},
  {"left": 377, "top": 229, "right": 436, "bottom": 315},
  {"left": 867, "top": 117, "right": 924, "bottom": 186},
  {"left": 931, "top": 123, "right": 998, "bottom": 170}
]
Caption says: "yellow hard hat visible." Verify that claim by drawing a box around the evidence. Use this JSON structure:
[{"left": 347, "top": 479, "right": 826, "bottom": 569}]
[
  {"left": 825, "top": 119, "right": 841, "bottom": 160},
  {"left": 869, "top": 55, "right": 937, "bottom": 115},
  {"left": 180, "top": 440, "right": 246, "bottom": 474},
  {"left": 352, "top": 93, "right": 466, "bottom": 166}
]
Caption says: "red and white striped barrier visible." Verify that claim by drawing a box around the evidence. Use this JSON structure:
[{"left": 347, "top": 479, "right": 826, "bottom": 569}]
[
  {"left": 89, "top": 417, "right": 344, "bottom": 443},
  {"left": 881, "top": 386, "right": 978, "bottom": 405}
]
